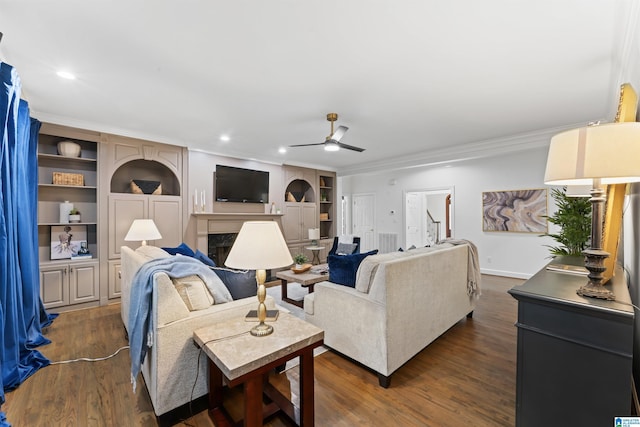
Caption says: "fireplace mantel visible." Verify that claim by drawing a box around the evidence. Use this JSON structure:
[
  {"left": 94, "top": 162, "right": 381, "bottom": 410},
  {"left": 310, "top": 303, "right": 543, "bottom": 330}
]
[{"left": 193, "top": 213, "right": 283, "bottom": 254}]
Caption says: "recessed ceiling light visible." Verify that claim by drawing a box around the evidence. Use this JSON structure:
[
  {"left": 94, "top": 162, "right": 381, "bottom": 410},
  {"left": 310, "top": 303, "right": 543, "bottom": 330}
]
[
  {"left": 278, "top": 147, "right": 287, "bottom": 154},
  {"left": 56, "top": 70, "right": 76, "bottom": 80},
  {"left": 219, "top": 135, "right": 230, "bottom": 142}
]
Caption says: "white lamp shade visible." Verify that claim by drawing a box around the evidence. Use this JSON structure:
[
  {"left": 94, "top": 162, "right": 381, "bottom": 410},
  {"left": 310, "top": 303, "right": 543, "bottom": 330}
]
[
  {"left": 308, "top": 228, "right": 320, "bottom": 240},
  {"left": 225, "top": 221, "right": 293, "bottom": 270},
  {"left": 544, "top": 122, "right": 640, "bottom": 185},
  {"left": 124, "top": 219, "right": 162, "bottom": 242}
]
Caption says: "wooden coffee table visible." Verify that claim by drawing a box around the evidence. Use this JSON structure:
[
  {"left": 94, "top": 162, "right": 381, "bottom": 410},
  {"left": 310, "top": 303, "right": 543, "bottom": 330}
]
[
  {"left": 193, "top": 313, "right": 324, "bottom": 427},
  {"left": 276, "top": 264, "right": 329, "bottom": 308}
]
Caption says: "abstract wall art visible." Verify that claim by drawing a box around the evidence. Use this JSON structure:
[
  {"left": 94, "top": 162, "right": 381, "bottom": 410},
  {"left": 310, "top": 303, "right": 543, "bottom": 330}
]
[{"left": 482, "top": 189, "right": 548, "bottom": 233}]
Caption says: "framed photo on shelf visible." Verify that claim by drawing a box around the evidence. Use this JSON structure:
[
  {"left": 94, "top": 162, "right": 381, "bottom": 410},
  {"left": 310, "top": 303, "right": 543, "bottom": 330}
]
[{"left": 50, "top": 225, "right": 87, "bottom": 260}]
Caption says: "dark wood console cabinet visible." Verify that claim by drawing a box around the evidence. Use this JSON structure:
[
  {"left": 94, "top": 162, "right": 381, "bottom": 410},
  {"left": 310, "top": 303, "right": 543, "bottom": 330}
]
[{"left": 508, "top": 257, "right": 634, "bottom": 426}]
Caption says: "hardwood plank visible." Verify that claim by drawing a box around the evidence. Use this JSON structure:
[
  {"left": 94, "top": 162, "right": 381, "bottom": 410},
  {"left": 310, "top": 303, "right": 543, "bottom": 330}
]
[{"left": 3, "top": 275, "right": 519, "bottom": 426}]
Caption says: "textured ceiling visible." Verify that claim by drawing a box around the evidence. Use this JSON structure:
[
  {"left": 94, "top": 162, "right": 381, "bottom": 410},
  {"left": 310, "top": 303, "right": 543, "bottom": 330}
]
[{"left": 0, "top": 0, "right": 636, "bottom": 175}]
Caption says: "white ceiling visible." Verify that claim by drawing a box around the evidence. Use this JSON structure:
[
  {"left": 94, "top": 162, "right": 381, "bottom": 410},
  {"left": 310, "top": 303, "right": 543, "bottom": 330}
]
[{"left": 0, "top": 1, "right": 637, "bottom": 175}]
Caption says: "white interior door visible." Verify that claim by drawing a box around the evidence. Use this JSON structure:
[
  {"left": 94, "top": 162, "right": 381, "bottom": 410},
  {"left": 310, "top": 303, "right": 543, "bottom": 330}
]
[
  {"left": 405, "top": 192, "right": 423, "bottom": 248},
  {"left": 352, "top": 193, "right": 375, "bottom": 252}
]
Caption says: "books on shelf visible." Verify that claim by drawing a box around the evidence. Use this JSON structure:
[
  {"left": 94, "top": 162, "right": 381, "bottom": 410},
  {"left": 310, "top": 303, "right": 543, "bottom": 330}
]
[
  {"left": 71, "top": 254, "right": 93, "bottom": 260},
  {"left": 545, "top": 263, "right": 589, "bottom": 276},
  {"left": 245, "top": 309, "right": 279, "bottom": 322}
]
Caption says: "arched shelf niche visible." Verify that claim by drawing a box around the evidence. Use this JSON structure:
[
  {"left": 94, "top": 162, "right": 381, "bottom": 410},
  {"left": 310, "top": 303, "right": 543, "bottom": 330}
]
[
  {"left": 110, "top": 159, "right": 181, "bottom": 195},
  {"left": 285, "top": 179, "right": 315, "bottom": 203}
]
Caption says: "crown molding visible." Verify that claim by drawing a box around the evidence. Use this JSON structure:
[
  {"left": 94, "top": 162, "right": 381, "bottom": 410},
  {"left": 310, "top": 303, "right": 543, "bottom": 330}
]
[{"left": 336, "top": 123, "right": 593, "bottom": 177}]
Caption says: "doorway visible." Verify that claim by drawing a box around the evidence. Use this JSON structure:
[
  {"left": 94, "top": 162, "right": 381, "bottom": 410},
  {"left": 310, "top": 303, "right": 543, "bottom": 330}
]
[
  {"left": 404, "top": 187, "right": 453, "bottom": 248},
  {"left": 352, "top": 193, "right": 376, "bottom": 252}
]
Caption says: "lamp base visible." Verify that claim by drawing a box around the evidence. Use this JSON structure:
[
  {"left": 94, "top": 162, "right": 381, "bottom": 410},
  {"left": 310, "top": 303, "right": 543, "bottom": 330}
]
[
  {"left": 577, "top": 282, "right": 615, "bottom": 300},
  {"left": 579, "top": 248, "right": 615, "bottom": 301},
  {"left": 250, "top": 322, "right": 274, "bottom": 337}
]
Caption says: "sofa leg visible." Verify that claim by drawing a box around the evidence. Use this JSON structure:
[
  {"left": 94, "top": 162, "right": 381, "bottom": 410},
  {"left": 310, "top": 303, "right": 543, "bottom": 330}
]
[
  {"left": 467, "top": 310, "right": 474, "bottom": 319},
  {"left": 378, "top": 373, "right": 391, "bottom": 388}
]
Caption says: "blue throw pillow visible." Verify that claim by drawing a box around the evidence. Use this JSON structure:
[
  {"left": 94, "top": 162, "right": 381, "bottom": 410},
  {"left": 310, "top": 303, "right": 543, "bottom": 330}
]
[
  {"left": 328, "top": 250, "right": 378, "bottom": 287},
  {"left": 212, "top": 267, "right": 257, "bottom": 300},
  {"left": 161, "top": 242, "right": 195, "bottom": 257},
  {"left": 194, "top": 249, "right": 216, "bottom": 267}
]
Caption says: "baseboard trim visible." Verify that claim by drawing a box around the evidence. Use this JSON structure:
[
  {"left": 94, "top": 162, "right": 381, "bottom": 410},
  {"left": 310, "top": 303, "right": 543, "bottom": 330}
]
[{"left": 480, "top": 268, "right": 532, "bottom": 280}]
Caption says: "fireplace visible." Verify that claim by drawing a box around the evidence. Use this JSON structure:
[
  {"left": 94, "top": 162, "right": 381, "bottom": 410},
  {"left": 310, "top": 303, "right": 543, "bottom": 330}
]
[
  {"left": 208, "top": 233, "right": 237, "bottom": 266},
  {"left": 193, "top": 212, "right": 285, "bottom": 278}
]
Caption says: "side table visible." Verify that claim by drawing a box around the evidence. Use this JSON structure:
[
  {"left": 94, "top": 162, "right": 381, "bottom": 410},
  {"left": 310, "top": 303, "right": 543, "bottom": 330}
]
[
  {"left": 193, "top": 313, "right": 324, "bottom": 427},
  {"left": 304, "top": 245, "right": 324, "bottom": 265}
]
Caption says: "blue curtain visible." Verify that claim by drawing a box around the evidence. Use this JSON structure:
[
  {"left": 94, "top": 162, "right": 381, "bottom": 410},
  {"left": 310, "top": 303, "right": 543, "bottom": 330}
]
[{"left": 0, "top": 62, "right": 56, "bottom": 426}]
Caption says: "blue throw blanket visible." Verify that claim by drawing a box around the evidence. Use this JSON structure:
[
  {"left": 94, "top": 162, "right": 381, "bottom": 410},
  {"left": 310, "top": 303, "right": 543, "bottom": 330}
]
[{"left": 128, "top": 255, "right": 233, "bottom": 391}]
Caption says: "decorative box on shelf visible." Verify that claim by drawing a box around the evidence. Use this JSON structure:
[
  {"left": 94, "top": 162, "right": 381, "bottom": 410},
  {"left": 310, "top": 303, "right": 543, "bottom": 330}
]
[
  {"left": 53, "top": 172, "right": 84, "bottom": 186},
  {"left": 319, "top": 213, "right": 329, "bottom": 221}
]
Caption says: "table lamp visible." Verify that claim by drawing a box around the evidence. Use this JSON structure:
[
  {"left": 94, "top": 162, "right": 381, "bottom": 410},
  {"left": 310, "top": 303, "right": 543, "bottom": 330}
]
[
  {"left": 308, "top": 228, "right": 320, "bottom": 246},
  {"left": 544, "top": 122, "right": 640, "bottom": 300},
  {"left": 225, "top": 221, "right": 293, "bottom": 336},
  {"left": 124, "top": 219, "right": 162, "bottom": 246}
]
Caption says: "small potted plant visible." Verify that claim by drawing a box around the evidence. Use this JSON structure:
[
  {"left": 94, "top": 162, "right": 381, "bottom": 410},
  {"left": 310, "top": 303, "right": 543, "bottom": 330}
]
[
  {"left": 69, "top": 208, "right": 81, "bottom": 223},
  {"left": 293, "top": 253, "right": 308, "bottom": 268}
]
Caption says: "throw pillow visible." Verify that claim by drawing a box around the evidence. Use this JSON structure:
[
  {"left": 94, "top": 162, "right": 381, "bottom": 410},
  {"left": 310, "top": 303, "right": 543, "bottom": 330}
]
[
  {"left": 172, "top": 275, "right": 215, "bottom": 311},
  {"left": 212, "top": 267, "right": 257, "bottom": 300},
  {"left": 336, "top": 242, "right": 358, "bottom": 255},
  {"left": 162, "top": 242, "right": 196, "bottom": 257},
  {"left": 194, "top": 249, "right": 216, "bottom": 267},
  {"left": 328, "top": 249, "right": 379, "bottom": 288}
]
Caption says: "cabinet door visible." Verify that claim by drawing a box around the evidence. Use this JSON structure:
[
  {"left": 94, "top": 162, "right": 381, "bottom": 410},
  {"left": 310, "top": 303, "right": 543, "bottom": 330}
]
[
  {"left": 69, "top": 261, "right": 99, "bottom": 304},
  {"left": 108, "top": 195, "right": 147, "bottom": 258},
  {"left": 40, "top": 265, "right": 69, "bottom": 308},
  {"left": 108, "top": 260, "right": 122, "bottom": 299},
  {"left": 149, "top": 196, "right": 182, "bottom": 247},
  {"left": 283, "top": 203, "right": 303, "bottom": 242},
  {"left": 302, "top": 203, "right": 317, "bottom": 234}
]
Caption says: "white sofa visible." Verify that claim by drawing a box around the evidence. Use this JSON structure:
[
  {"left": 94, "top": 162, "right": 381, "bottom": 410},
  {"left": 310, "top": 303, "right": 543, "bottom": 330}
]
[
  {"left": 303, "top": 242, "right": 480, "bottom": 387},
  {"left": 120, "top": 245, "right": 275, "bottom": 417}
]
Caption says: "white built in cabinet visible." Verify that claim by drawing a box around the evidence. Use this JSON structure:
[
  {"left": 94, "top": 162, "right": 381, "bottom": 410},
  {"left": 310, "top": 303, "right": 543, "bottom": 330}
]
[
  {"left": 103, "top": 134, "right": 186, "bottom": 299},
  {"left": 37, "top": 124, "right": 101, "bottom": 311},
  {"left": 281, "top": 166, "right": 336, "bottom": 263}
]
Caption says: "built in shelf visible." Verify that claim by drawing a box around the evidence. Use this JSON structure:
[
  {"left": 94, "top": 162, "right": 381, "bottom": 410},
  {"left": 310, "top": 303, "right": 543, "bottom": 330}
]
[
  {"left": 37, "top": 153, "right": 97, "bottom": 163},
  {"left": 38, "top": 222, "right": 98, "bottom": 226},
  {"left": 39, "top": 184, "right": 97, "bottom": 190}
]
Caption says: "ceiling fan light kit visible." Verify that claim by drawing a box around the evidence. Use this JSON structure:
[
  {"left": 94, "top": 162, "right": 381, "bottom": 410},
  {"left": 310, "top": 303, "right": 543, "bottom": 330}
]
[{"left": 289, "top": 113, "right": 365, "bottom": 153}]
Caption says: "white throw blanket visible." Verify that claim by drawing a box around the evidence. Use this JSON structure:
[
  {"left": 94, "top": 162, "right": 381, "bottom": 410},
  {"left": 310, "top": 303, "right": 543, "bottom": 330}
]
[
  {"left": 439, "top": 239, "right": 482, "bottom": 299},
  {"left": 128, "top": 255, "right": 232, "bottom": 392}
]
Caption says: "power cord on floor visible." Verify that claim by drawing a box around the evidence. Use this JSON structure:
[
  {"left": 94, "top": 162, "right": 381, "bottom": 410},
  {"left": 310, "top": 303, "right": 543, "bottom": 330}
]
[{"left": 49, "top": 345, "right": 130, "bottom": 364}]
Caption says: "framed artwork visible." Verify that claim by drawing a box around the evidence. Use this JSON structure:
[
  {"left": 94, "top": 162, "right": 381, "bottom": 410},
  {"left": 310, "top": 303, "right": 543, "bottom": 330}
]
[
  {"left": 482, "top": 189, "right": 548, "bottom": 233},
  {"left": 51, "top": 225, "right": 87, "bottom": 259}
]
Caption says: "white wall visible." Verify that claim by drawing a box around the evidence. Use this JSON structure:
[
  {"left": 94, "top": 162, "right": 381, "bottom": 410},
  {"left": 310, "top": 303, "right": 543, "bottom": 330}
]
[
  {"left": 187, "top": 151, "right": 285, "bottom": 213},
  {"left": 340, "top": 146, "right": 556, "bottom": 278},
  {"left": 184, "top": 150, "right": 285, "bottom": 247}
]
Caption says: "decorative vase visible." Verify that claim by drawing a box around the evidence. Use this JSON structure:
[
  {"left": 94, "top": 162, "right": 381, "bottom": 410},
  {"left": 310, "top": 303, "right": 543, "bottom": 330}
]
[
  {"left": 57, "top": 141, "right": 81, "bottom": 157},
  {"left": 69, "top": 214, "right": 81, "bottom": 223},
  {"left": 59, "top": 201, "right": 73, "bottom": 223}
]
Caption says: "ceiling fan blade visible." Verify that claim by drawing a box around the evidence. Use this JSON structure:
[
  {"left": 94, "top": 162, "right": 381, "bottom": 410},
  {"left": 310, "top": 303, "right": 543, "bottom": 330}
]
[
  {"left": 331, "top": 125, "right": 348, "bottom": 142},
  {"left": 336, "top": 141, "right": 365, "bottom": 152},
  {"left": 289, "top": 142, "right": 325, "bottom": 147}
]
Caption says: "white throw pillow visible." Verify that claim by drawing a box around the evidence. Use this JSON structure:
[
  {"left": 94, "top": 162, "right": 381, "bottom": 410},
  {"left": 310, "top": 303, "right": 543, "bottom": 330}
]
[{"left": 173, "top": 275, "right": 215, "bottom": 311}]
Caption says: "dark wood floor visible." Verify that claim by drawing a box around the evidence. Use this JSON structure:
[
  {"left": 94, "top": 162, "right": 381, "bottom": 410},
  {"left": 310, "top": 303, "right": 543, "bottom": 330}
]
[{"left": 3, "top": 275, "right": 522, "bottom": 426}]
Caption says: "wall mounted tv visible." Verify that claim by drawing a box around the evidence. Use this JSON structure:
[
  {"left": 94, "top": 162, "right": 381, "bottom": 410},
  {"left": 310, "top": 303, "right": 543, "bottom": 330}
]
[{"left": 214, "top": 165, "right": 269, "bottom": 204}]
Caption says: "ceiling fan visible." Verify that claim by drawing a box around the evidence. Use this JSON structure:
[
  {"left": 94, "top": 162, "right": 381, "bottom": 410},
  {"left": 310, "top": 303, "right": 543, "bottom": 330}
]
[{"left": 290, "top": 113, "right": 365, "bottom": 152}]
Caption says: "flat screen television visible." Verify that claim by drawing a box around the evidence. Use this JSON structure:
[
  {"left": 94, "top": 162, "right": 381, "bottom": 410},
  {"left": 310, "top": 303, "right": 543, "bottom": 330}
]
[{"left": 215, "top": 165, "right": 269, "bottom": 204}]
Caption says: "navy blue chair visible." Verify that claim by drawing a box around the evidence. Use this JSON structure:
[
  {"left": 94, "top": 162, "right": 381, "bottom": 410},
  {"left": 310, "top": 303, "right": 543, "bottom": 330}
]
[{"left": 328, "top": 236, "right": 361, "bottom": 256}]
